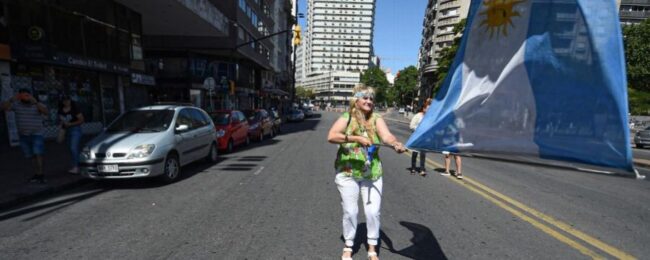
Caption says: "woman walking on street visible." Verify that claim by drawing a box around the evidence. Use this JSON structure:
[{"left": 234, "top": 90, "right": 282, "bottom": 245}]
[
  {"left": 58, "top": 96, "right": 84, "bottom": 174},
  {"left": 409, "top": 102, "right": 430, "bottom": 176},
  {"left": 328, "top": 84, "right": 406, "bottom": 260}
]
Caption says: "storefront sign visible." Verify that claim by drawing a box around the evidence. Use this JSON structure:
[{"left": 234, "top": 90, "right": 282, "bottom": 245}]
[
  {"left": 28, "top": 26, "right": 44, "bottom": 41},
  {"left": 131, "top": 72, "right": 156, "bottom": 86},
  {"left": 55, "top": 54, "right": 130, "bottom": 74}
]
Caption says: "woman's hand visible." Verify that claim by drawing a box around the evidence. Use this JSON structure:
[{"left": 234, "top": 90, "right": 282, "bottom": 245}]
[
  {"left": 392, "top": 142, "right": 406, "bottom": 153},
  {"left": 353, "top": 136, "right": 373, "bottom": 147}
]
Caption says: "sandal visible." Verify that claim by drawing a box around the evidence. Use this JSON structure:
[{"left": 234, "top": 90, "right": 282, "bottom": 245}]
[
  {"left": 342, "top": 247, "right": 353, "bottom": 260},
  {"left": 368, "top": 251, "right": 378, "bottom": 260}
]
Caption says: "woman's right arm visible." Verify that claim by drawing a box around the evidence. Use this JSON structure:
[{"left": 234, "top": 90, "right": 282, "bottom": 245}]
[{"left": 327, "top": 117, "right": 371, "bottom": 146}]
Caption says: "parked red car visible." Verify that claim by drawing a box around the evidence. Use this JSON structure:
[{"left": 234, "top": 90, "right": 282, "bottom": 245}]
[
  {"left": 210, "top": 110, "right": 250, "bottom": 153},
  {"left": 243, "top": 109, "right": 274, "bottom": 141}
]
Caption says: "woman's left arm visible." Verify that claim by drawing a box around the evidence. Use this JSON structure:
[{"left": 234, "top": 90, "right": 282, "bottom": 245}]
[
  {"left": 376, "top": 117, "right": 405, "bottom": 153},
  {"left": 70, "top": 113, "right": 85, "bottom": 126}
]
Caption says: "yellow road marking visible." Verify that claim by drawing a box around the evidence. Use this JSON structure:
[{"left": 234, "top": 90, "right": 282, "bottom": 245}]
[{"left": 401, "top": 151, "right": 636, "bottom": 259}]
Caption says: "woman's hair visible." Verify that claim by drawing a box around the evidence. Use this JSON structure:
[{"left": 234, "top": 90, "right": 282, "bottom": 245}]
[
  {"left": 58, "top": 97, "right": 77, "bottom": 112},
  {"left": 347, "top": 84, "right": 376, "bottom": 139}
]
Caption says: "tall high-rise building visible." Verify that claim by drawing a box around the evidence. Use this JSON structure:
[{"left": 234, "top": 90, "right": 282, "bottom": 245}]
[
  {"left": 618, "top": 0, "right": 650, "bottom": 25},
  {"left": 299, "top": 0, "right": 376, "bottom": 107},
  {"left": 417, "top": 0, "right": 471, "bottom": 99}
]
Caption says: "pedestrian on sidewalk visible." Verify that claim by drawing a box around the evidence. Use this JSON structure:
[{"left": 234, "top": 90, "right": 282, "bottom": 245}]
[
  {"left": 409, "top": 103, "right": 430, "bottom": 176},
  {"left": 327, "top": 84, "right": 406, "bottom": 260},
  {"left": 58, "top": 96, "right": 84, "bottom": 174},
  {"left": 1, "top": 88, "right": 49, "bottom": 183}
]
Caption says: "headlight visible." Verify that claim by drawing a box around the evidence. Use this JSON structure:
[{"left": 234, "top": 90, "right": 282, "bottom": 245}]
[
  {"left": 81, "top": 147, "right": 91, "bottom": 159},
  {"left": 217, "top": 129, "right": 226, "bottom": 138},
  {"left": 127, "top": 144, "right": 156, "bottom": 159}
]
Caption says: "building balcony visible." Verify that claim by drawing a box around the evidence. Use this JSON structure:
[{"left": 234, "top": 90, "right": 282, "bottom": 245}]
[
  {"left": 422, "top": 63, "right": 438, "bottom": 74},
  {"left": 437, "top": 1, "right": 461, "bottom": 10},
  {"left": 620, "top": 10, "right": 650, "bottom": 19},
  {"left": 621, "top": 0, "right": 650, "bottom": 5},
  {"left": 116, "top": 0, "right": 228, "bottom": 37},
  {"left": 436, "top": 17, "right": 460, "bottom": 27}
]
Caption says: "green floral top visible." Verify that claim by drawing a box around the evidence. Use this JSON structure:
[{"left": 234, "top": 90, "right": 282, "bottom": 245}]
[{"left": 335, "top": 112, "right": 383, "bottom": 180}]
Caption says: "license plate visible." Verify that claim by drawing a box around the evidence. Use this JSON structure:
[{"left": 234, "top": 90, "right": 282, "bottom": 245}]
[{"left": 97, "top": 164, "right": 119, "bottom": 173}]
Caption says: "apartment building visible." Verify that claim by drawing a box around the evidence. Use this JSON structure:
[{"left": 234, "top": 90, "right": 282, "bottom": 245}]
[
  {"left": 417, "top": 0, "right": 471, "bottom": 99},
  {"left": 300, "top": 0, "right": 376, "bottom": 107}
]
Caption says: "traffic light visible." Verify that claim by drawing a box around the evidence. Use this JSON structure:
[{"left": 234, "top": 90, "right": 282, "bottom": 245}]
[
  {"left": 229, "top": 80, "right": 236, "bottom": 95},
  {"left": 292, "top": 25, "right": 302, "bottom": 46}
]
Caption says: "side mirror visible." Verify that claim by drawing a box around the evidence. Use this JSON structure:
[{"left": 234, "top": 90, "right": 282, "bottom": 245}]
[{"left": 175, "top": 124, "right": 189, "bottom": 132}]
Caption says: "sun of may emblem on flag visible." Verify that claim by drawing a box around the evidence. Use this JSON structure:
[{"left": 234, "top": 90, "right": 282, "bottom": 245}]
[{"left": 479, "top": 0, "right": 525, "bottom": 38}]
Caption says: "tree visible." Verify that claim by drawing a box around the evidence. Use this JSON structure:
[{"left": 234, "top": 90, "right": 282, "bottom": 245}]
[
  {"left": 623, "top": 19, "right": 650, "bottom": 115},
  {"left": 361, "top": 67, "right": 390, "bottom": 105},
  {"left": 393, "top": 66, "right": 419, "bottom": 106},
  {"left": 434, "top": 19, "right": 467, "bottom": 95},
  {"left": 624, "top": 19, "right": 650, "bottom": 92},
  {"left": 295, "top": 86, "right": 314, "bottom": 100}
]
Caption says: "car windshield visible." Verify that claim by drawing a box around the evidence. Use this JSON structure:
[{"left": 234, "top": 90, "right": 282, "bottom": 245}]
[
  {"left": 212, "top": 113, "right": 230, "bottom": 125},
  {"left": 107, "top": 110, "right": 175, "bottom": 133},
  {"left": 243, "top": 110, "right": 262, "bottom": 121}
]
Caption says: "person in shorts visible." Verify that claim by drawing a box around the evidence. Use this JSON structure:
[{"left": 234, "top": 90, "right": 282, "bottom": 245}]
[{"left": 2, "top": 88, "right": 49, "bottom": 183}]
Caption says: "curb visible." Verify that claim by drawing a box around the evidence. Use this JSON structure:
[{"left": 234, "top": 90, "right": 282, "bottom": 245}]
[{"left": 0, "top": 178, "right": 90, "bottom": 211}]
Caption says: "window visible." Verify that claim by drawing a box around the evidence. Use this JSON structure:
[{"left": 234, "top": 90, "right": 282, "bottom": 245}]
[
  {"left": 178, "top": 109, "right": 195, "bottom": 129},
  {"left": 190, "top": 109, "right": 210, "bottom": 127}
]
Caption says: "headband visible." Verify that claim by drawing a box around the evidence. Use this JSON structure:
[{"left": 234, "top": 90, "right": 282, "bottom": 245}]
[{"left": 354, "top": 92, "right": 374, "bottom": 98}]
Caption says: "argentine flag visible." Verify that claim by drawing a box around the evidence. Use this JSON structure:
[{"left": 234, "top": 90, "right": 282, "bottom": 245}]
[{"left": 407, "top": 0, "right": 633, "bottom": 173}]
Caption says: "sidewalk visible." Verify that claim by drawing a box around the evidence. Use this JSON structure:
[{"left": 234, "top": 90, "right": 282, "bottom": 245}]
[
  {"left": 381, "top": 109, "right": 650, "bottom": 169},
  {"left": 0, "top": 137, "right": 92, "bottom": 209}
]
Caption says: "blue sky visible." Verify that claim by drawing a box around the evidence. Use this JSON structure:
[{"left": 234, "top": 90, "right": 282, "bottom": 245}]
[{"left": 298, "top": 0, "right": 427, "bottom": 73}]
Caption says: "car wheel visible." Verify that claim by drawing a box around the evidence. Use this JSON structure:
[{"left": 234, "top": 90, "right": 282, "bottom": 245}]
[
  {"left": 160, "top": 154, "right": 180, "bottom": 183},
  {"left": 205, "top": 143, "right": 218, "bottom": 163},
  {"left": 227, "top": 139, "right": 234, "bottom": 153}
]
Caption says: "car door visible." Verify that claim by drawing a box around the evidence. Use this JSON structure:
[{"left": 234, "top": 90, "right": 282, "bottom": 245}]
[
  {"left": 230, "top": 111, "right": 244, "bottom": 145},
  {"left": 175, "top": 109, "right": 197, "bottom": 164},
  {"left": 260, "top": 110, "right": 271, "bottom": 136},
  {"left": 189, "top": 108, "right": 214, "bottom": 160},
  {"left": 236, "top": 111, "right": 248, "bottom": 144}
]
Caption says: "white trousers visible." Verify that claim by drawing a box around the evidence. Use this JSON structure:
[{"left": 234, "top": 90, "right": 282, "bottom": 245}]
[{"left": 335, "top": 173, "right": 383, "bottom": 247}]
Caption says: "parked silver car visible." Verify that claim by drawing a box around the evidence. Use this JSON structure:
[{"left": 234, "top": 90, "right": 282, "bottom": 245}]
[
  {"left": 79, "top": 105, "right": 219, "bottom": 182},
  {"left": 634, "top": 126, "right": 650, "bottom": 148}
]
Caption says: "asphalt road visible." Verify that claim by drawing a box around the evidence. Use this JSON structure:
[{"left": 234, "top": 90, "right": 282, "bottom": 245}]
[{"left": 0, "top": 112, "right": 648, "bottom": 259}]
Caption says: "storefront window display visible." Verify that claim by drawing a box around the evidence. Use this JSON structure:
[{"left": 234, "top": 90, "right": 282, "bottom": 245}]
[{"left": 10, "top": 64, "right": 120, "bottom": 137}]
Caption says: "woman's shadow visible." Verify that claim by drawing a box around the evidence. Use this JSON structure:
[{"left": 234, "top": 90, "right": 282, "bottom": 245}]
[{"left": 344, "top": 222, "right": 447, "bottom": 260}]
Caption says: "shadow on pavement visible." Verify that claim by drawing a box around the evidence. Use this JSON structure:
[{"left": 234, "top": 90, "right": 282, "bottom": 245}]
[
  {"left": 279, "top": 118, "right": 322, "bottom": 135},
  {"left": 0, "top": 156, "right": 229, "bottom": 219},
  {"left": 0, "top": 189, "right": 107, "bottom": 222},
  {"left": 382, "top": 221, "right": 447, "bottom": 260},
  {"left": 339, "top": 222, "right": 446, "bottom": 259}
]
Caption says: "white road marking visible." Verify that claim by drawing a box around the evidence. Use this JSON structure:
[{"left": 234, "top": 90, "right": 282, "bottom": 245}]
[{"left": 253, "top": 166, "right": 265, "bottom": 175}]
